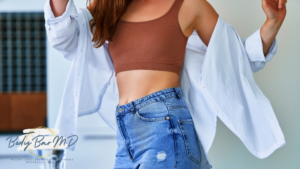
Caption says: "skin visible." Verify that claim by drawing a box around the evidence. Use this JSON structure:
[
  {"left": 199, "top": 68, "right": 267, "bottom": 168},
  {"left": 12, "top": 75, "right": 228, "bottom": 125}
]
[{"left": 50, "top": 0, "right": 287, "bottom": 106}]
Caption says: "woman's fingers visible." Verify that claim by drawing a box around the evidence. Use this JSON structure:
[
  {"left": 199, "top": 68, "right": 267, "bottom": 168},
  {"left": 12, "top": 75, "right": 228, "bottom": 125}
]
[
  {"left": 262, "top": 0, "right": 267, "bottom": 7},
  {"left": 278, "top": 0, "right": 287, "bottom": 10},
  {"left": 269, "top": 0, "right": 278, "bottom": 9},
  {"left": 278, "top": 0, "right": 283, "bottom": 9},
  {"left": 268, "top": 0, "right": 287, "bottom": 10}
]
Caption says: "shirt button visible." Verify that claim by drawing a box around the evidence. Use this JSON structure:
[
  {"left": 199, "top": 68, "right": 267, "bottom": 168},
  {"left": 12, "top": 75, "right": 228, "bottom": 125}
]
[
  {"left": 118, "top": 108, "right": 123, "bottom": 112},
  {"left": 165, "top": 116, "right": 169, "bottom": 120}
]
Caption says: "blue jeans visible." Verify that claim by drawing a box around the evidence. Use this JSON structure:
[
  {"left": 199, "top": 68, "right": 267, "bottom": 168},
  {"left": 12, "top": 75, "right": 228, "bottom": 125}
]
[{"left": 114, "top": 87, "right": 212, "bottom": 169}]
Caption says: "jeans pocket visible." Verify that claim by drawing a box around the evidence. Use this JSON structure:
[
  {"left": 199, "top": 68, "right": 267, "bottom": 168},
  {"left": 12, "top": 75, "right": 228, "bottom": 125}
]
[
  {"left": 135, "top": 101, "right": 169, "bottom": 122},
  {"left": 178, "top": 119, "right": 202, "bottom": 165}
]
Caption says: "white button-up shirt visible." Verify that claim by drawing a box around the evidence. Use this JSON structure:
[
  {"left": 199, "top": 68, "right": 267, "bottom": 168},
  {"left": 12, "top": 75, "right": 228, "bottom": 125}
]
[{"left": 44, "top": 0, "right": 286, "bottom": 166}]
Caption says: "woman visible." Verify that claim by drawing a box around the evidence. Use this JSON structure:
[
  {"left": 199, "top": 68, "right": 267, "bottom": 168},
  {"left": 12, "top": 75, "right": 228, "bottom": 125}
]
[{"left": 47, "top": 0, "right": 287, "bottom": 168}]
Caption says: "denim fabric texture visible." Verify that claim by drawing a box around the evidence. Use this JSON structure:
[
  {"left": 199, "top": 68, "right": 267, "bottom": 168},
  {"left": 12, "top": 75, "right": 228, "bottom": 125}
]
[{"left": 114, "top": 87, "right": 212, "bottom": 169}]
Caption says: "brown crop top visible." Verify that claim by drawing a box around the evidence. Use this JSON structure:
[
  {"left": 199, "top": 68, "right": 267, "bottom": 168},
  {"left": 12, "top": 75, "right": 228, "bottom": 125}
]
[{"left": 108, "top": 0, "right": 188, "bottom": 76}]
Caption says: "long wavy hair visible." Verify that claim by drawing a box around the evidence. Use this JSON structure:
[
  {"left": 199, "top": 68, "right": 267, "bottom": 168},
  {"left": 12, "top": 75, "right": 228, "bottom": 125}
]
[{"left": 87, "top": 0, "right": 133, "bottom": 48}]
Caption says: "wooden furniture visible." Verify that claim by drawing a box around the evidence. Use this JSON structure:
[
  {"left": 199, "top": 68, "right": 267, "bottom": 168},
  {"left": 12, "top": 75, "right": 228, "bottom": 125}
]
[{"left": 0, "top": 92, "right": 47, "bottom": 132}]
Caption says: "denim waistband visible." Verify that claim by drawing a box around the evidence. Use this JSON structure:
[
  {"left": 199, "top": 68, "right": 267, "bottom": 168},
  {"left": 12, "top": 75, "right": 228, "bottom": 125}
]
[{"left": 115, "top": 87, "right": 183, "bottom": 117}]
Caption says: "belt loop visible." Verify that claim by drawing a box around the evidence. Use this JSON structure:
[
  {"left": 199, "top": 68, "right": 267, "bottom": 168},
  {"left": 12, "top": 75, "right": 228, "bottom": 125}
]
[
  {"left": 130, "top": 102, "right": 135, "bottom": 112},
  {"left": 174, "top": 87, "right": 182, "bottom": 100}
]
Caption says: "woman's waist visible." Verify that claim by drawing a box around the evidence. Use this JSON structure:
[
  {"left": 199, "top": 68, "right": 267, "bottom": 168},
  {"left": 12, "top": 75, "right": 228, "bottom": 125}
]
[{"left": 116, "top": 70, "right": 180, "bottom": 106}]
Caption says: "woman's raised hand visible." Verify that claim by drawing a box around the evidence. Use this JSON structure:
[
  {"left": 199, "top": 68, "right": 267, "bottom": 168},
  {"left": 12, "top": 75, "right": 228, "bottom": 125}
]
[
  {"left": 260, "top": 0, "right": 287, "bottom": 55},
  {"left": 262, "top": 0, "right": 287, "bottom": 22}
]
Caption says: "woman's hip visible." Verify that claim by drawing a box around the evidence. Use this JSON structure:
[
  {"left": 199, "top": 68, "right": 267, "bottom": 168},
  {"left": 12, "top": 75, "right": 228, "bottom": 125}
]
[
  {"left": 115, "top": 87, "right": 194, "bottom": 135},
  {"left": 114, "top": 87, "right": 202, "bottom": 168}
]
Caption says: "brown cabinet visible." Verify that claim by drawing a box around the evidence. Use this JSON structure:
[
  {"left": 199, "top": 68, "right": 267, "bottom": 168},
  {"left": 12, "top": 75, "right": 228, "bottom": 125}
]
[{"left": 0, "top": 92, "right": 47, "bottom": 132}]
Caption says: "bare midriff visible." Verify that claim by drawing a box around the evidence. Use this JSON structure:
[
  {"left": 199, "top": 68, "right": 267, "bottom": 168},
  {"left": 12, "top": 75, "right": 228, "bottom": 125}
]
[{"left": 116, "top": 70, "right": 180, "bottom": 106}]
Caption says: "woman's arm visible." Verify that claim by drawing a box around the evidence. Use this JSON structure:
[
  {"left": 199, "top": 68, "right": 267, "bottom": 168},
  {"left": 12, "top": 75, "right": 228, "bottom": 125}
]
[
  {"left": 44, "top": 0, "right": 80, "bottom": 61},
  {"left": 187, "top": 0, "right": 287, "bottom": 72},
  {"left": 242, "top": 0, "right": 287, "bottom": 72},
  {"left": 260, "top": 0, "right": 287, "bottom": 55},
  {"left": 241, "top": 29, "right": 278, "bottom": 72},
  {"left": 187, "top": 0, "right": 219, "bottom": 47},
  {"left": 189, "top": 0, "right": 287, "bottom": 51},
  {"left": 50, "top": 0, "right": 69, "bottom": 17}
]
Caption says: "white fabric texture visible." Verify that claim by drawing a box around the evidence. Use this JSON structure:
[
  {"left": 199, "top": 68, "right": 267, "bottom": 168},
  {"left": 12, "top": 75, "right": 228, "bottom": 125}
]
[{"left": 44, "top": 0, "right": 285, "bottom": 165}]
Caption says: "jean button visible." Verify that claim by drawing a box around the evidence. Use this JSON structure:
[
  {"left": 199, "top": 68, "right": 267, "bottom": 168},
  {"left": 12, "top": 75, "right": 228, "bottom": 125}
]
[
  {"left": 118, "top": 108, "right": 123, "bottom": 112},
  {"left": 165, "top": 116, "right": 170, "bottom": 120}
]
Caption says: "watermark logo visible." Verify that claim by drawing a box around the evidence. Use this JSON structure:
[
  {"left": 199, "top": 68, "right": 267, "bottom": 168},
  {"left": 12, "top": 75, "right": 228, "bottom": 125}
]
[{"left": 6, "top": 126, "right": 78, "bottom": 158}]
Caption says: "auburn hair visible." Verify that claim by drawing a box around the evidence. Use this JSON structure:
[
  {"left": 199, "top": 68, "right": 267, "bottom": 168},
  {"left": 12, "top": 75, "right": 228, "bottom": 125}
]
[{"left": 87, "top": 0, "right": 133, "bottom": 48}]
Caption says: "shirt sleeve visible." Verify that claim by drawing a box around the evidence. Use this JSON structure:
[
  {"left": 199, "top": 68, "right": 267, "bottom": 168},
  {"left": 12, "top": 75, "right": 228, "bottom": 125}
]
[
  {"left": 44, "top": 0, "right": 79, "bottom": 61},
  {"left": 241, "top": 28, "right": 277, "bottom": 72}
]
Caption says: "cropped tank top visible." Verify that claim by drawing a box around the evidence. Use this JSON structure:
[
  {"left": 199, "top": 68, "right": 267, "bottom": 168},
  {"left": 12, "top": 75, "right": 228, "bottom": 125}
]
[{"left": 108, "top": 0, "right": 188, "bottom": 76}]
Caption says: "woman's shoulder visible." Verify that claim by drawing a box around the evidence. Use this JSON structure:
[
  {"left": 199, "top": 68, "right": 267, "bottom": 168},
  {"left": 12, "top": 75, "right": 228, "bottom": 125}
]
[{"left": 86, "top": 0, "right": 95, "bottom": 19}]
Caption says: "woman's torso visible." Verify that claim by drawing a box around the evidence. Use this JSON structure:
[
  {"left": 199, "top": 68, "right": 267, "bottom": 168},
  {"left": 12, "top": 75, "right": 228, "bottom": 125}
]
[{"left": 110, "top": 0, "right": 195, "bottom": 106}]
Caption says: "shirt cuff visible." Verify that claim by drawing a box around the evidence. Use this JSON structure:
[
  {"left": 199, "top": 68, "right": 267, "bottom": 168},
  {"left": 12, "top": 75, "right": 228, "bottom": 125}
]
[
  {"left": 44, "top": 0, "right": 78, "bottom": 27},
  {"left": 244, "top": 28, "right": 278, "bottom": 63}
]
